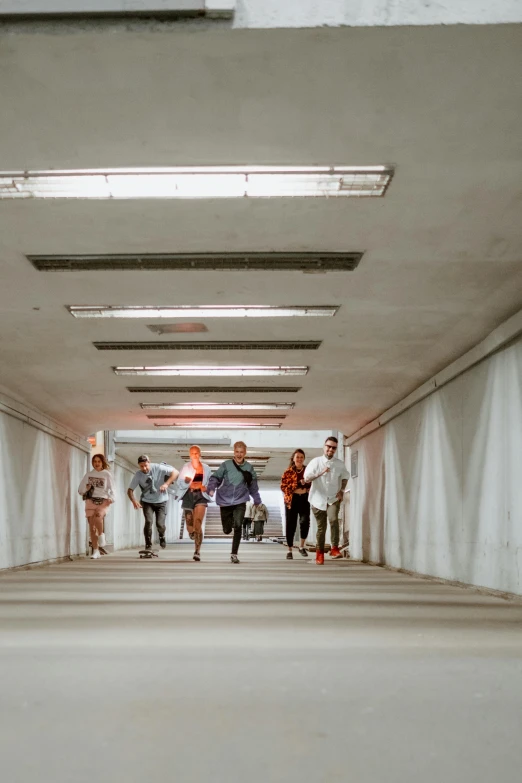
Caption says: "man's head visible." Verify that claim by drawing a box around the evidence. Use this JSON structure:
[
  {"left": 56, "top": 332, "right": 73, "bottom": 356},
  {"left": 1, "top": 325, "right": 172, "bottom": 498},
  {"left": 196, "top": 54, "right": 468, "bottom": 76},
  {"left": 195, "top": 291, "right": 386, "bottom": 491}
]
[
  {"left": 233, "top": 441, "right": 247, "bottom": 465},
  {"left": 137, "top": 455, "right": 151, "bottom": 473},
  {"left": 323, "top": 437, "right": 338, "bottom": 460}
]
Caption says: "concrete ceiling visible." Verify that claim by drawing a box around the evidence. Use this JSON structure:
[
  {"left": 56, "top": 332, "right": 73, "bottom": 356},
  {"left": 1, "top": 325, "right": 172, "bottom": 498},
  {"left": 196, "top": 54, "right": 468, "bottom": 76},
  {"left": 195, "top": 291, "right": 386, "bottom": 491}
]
[{"left": 0, "top": 23, "right": 521, "bottom": 437}]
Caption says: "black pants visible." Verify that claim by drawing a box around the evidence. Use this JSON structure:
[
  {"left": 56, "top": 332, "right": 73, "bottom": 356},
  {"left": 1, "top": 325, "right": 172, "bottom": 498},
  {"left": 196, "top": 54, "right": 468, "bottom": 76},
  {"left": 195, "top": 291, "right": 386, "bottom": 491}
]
[
  {"left": 242, "top": 517, "right": 252, "bottom": 540},
  {"left": 220, "top": 503, "right": 246, "bottom": 555},
  {"left": 285, "top": 493, "right": 311, "bottom": 548},
  {"left": 142, "top": 501, "right": 167, "bottom": 547}
]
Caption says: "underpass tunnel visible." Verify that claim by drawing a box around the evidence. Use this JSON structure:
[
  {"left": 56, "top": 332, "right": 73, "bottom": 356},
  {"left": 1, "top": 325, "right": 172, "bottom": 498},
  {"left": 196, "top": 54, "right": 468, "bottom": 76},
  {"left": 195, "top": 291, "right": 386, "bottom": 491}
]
[{"left": 0, "top": 5, "right": 521, "bottom": 783}]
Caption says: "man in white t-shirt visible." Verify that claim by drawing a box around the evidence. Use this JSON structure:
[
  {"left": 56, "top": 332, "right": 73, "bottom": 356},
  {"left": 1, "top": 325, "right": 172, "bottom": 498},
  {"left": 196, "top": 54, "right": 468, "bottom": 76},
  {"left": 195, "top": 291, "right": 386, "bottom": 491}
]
[{"left": 304, "top": 436, "right": 350, "bottom": 565}]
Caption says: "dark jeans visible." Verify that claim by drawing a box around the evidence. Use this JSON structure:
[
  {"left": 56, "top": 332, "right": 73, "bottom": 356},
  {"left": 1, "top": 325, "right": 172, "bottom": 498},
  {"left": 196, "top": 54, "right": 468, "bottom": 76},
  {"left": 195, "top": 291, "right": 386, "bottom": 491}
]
[
  {"left": 142, "top": 501, "right": 167, "bottom": 547},
  {"left": 285, "top": 493, "right": 311, "bottom": 548},
  {"left": 242, "top": 517, "right": 252, "bottom": 540},
  {"left": 220, "top": 503, "right": 246, "bottom": 555}
]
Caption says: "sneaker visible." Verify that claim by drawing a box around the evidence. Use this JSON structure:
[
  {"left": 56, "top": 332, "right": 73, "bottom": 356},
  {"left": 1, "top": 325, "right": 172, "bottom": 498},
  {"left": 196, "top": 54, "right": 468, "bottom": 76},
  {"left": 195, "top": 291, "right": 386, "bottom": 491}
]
[
  {"left": 299, "top": 547, "right": 308, "bottom": 558},
  {"left": 145, "top": 543, "right": 152, "bottom": 551},
  {"left": 193, "top": 553, "right": 201, "bottom": 562},
  {"left": 159, "top": 537, "right": 167, "bottom": 549},
  {"left": 315, "top": 552, "right": 325, "bottom": 565},
  {"left": 329, "top": 547, "right": 342, "bottom": 559},
  {"left": 91, "top": 549, "right": 101, "bottom": 560},
  {"left": 286, "top": 551, "right": 293, "bottom": 560},
  {"left": 98, "top": 533, "right": 106, "bottom": 547},
  {"left": 230, "top": 554, "right": 240, "bottom": 564}
]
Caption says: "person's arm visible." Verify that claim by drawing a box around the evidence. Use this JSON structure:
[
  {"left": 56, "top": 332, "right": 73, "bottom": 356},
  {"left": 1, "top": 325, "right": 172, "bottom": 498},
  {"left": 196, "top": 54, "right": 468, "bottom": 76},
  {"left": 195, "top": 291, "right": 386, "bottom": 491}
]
[
  {"left": 127, "top": 474, "right": 142, "bottom": 509},
  {"left": 127, "top": 487, "right": 141, "bottom": 509},
  {"left": 335, "top": 465, "right": 350, "bottom": 502},
  {"left": 249, "top": 469, "right": 262, "bottom": 506},
  {"left": 304, "top": 459, "right": 329, "bottom": 483},
  {"left": 78, "top": 473, "right": 90, "bottom": 496},
  {"left": 336, "top": 479, "right": 348, "bottom": 502},
  {"left": 206, "top": 462, "right": 226, "bottom": 497},
  {"left": 159, "top": 468, "right": 179, "bottom": 493},
  {"left": 106, "top": 472, "right": 116, "bottom": 503}
]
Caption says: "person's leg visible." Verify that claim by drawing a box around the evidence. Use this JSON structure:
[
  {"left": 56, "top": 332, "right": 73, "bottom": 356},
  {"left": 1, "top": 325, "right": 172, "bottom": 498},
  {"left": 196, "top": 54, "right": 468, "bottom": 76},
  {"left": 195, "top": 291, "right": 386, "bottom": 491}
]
[
  {"left": 297, "top": 497, "right": 310, "bottom": 555},
  {"left": 327, "top": 501, "right": 341, "bottom": 556},
  {"left": 312, "top": 506, "right": 327, "bottom": 560},
  {"left": 192, "top": 504, "right": 206, "bottom": 560},
  {"left": 142, "top": 502, "right": 154, "bottom": 548},
  {"left": 285, "top": 503, "right": 298, "bottom": 552},
  {"left": 220, "top": 506, "right": 234, "bottom": 535},
  {"left": 184, "top": 509, "right": 195, "bottom": 540},
  {"left": 231, "top": 503, "right": 246, "bottom": 557},
  {"left": 155, "top": 502, "right": 167, "bottom": 548},
  {"left": 88, "top": 516, "right": 99, "bottom": 552},
  {"left": 97, "top": 501, "right": 109, "bottom": 549}
]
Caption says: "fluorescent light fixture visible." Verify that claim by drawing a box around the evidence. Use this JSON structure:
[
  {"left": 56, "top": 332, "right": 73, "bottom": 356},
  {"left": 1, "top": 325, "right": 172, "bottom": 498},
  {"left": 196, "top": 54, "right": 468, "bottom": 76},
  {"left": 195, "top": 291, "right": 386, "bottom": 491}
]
[
  {"left": 68, "top": 305, "right": 338, "bottom": 319},
  {"left": 0, "top": 166, "right": 393, "bottom": 200},
  {"left": 154, "top": 423, "right": 282, "bottom": 429},
  {"left": 114, "top": 366, "right": 308, "bottom": 377},
  {"left": 140, "top": 402, "right": 294, "bottom": 411}
]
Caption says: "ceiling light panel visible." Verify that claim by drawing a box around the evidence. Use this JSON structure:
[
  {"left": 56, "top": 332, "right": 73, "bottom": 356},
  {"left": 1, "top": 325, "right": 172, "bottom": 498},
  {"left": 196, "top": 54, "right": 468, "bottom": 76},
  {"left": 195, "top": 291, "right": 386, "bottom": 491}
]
[
  {"left": 2, "top": 166, "right": 393, "bottom": 200},
  {"left": 154, "top": 423, "right": 282, "bottom": 429},
  {"left": 146, "top": 414, "right": 286, "bottom": 420},
  {"left": 94, "top": 340, "right": 320, "bottom": 351},
  {"left": 140, "top": 402, "right": 294, "bottom": 410},
  {"left": 68, "top": 305, "right": 338, "bottom": 318},
  {"left": 114, "top": 366, "right": 308, "bottom": 377},
  {"left": 127, "top": 386, "right": 302, "bottom": 393}
]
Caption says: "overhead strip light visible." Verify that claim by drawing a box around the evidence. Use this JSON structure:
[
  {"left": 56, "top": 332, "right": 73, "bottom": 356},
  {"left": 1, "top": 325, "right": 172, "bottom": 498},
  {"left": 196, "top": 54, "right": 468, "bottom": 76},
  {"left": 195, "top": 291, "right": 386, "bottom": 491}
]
[
  {"left": 146, "top": 414, "right": 286, "bottom": 420},
  {"left": 127, "top": 386, "right": 302, "bottom": 393},
  {"left": 0, "top": 166, "right": 393, "bottom": 200},
  {"left": 114, "top": 366, "right": 308, "bottom": 377},
  {"left": 140, "top": 402, "right": 294, "bottom": 410},
  {"left": 68, "top": 305, "right": 338, "bottom": 319},
  {"left": 154, "top": 423, "right": 282, "bottom": 429}
]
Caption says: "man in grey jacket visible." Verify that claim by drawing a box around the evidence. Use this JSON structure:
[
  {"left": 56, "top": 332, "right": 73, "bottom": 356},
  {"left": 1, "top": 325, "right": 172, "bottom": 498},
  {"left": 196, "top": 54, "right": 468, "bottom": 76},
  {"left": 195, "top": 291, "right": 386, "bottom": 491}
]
[{"left": 207, "top": 441, "right": 262, "bottom": 563}]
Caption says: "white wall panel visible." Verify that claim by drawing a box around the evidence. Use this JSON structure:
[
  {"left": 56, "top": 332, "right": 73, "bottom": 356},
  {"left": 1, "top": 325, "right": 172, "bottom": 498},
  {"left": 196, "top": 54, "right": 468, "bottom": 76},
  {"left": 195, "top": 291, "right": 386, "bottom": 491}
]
[
  {"left": 111, "top": 460, "right": 143, "bottom": 551},
  {"left": 350, "top": 336, "right": 522, "bottom": 594},
  {"left": 0, "top": 410, "right": 88, "bottom": 570}
]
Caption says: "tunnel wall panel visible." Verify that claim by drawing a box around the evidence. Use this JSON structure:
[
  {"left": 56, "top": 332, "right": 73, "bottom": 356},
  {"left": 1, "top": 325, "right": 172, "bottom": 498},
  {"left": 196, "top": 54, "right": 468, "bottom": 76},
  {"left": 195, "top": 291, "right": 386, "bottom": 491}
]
[
  {"left": 0, "top": 410, "right": 88, "bottom": 569},
  {"left": 350, "top": 335, "right": 522, "bottom": 594},
  {"left": 110, "top": 459, "right": 143, "bottom": 551}
]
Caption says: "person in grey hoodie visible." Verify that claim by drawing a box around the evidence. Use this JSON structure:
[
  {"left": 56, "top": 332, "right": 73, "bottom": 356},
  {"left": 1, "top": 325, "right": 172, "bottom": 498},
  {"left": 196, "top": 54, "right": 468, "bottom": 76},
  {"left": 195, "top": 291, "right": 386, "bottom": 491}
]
[{"left": 206, "top": 441, "right": 262, "bottom": 564}]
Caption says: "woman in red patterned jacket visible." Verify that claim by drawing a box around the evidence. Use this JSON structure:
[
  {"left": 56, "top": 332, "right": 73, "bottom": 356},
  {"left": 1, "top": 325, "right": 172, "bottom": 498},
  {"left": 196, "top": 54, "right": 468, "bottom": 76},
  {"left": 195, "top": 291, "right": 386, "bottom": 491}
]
[{"left": 280, "top": 449, "right": 311, "bottom": 560}]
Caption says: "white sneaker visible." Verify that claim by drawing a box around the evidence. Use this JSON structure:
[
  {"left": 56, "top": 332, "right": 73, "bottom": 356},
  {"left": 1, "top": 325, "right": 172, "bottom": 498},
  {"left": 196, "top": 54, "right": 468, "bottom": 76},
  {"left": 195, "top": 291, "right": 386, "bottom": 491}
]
[
  {"left": 91, "top": 549, "right": 101, "bottom": 559},
  {"left": 98, "top": 533, "right": 106, "bottom": 547}
]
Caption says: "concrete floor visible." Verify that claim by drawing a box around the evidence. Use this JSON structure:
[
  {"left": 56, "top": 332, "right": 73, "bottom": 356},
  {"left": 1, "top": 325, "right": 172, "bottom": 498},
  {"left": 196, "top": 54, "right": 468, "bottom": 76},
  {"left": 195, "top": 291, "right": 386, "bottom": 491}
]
[{"left": 1, "top": 542, "right": 522, "bottom": 783}]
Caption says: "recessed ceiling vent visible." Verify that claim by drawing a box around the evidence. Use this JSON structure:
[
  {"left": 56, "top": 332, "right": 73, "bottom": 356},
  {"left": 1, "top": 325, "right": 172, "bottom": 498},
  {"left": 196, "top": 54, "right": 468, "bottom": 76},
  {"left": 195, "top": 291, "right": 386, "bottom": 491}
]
[
  {"left": 126, "top": 386, "right": 302, "bottom": 393},
  {"left": 28, "top": 252, "right": 362, "bottom": 272},
  {"left": 94, "top": 340, "right": 321, "bottom": 351}
]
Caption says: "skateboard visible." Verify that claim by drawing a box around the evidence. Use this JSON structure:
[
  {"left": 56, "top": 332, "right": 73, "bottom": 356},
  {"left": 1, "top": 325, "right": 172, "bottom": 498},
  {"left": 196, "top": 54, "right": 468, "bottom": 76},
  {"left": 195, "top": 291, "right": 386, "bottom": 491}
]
[{"left": 139, "top": 549, "right": 159, "bottom": 559}]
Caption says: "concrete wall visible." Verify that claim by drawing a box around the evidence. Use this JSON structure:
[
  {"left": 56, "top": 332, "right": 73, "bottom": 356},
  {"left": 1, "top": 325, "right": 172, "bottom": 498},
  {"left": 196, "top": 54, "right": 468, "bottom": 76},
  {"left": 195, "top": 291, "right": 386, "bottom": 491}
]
[
  {"left": 349, "top": 335, "right": 522, "bottom": 594},
  {"left": 0, "top": 392, "right": 89, "bottom": 570},
  {"left": 234, "top": 0, "right": 522, "bottom": 28}
]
